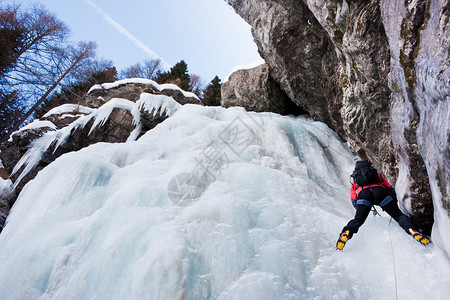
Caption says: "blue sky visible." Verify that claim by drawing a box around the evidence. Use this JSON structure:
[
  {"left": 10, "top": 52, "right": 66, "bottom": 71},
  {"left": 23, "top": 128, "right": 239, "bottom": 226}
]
[{"left": 16, "top": 0, "right": 262, "bottom": 83}]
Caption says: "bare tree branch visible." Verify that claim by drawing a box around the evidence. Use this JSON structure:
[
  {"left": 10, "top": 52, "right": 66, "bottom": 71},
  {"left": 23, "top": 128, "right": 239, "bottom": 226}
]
[{"left": 1, "top": 41, "right": 96, "bottom": 142}]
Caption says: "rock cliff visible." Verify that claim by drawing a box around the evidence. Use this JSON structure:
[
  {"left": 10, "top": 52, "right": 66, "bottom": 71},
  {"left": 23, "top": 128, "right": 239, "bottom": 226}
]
[
  {"left": 227, "top": 0, "right": 449, "bottom": 233},
  {"left": 221, "top": 63, "right": 305, "bottom": 115},
  {"left": 0, "top": 79, "right": 200, "bottom": 231}
]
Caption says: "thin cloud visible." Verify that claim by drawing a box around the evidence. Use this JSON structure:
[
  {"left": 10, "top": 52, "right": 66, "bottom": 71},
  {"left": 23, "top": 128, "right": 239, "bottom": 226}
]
[{"left": 82, "top": 0, "right": 170, "bottom": 70}]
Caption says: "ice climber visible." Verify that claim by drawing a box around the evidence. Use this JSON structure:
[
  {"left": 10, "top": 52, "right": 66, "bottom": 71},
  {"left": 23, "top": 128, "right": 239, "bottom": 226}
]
[{"left": 336, "top": 160, "right": 430, "bottom": 250}]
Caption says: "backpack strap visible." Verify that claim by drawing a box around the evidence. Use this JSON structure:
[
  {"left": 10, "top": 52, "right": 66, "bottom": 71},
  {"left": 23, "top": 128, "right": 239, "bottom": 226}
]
[{"left": 377, "top": 173, "right": 390, "bottom": 191}]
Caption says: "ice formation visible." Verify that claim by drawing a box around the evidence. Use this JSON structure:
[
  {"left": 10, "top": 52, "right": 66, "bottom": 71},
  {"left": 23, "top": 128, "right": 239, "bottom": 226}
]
[{"left": 0, "top": 104, "right": 449, "bottom": 299}]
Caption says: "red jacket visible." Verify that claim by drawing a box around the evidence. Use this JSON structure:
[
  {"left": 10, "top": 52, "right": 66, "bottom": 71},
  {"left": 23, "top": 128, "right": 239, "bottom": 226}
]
[{"left": 350, "top": 173, "right": 392, "bottom": 201}]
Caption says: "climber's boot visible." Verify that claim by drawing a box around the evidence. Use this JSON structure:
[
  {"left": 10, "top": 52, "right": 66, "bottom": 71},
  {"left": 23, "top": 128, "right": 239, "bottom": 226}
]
[
  {"left": 336, "top": 230, "right": 350, "bottom": 250},
  {"left": 409, "top": 228, "right": 430, "bottom": 246}
]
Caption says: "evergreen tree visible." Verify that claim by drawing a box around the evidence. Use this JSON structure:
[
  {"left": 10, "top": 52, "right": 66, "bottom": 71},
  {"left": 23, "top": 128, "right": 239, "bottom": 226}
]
[
  {"left": 0, "top": 6, "right": 26, "bottom": 76},
  {"left": 155, "top": 60, "right": 191, "bottom": 91},
  {"left": 202, "top": 76, "right": 222, "bottom": 106},
  {"left": 0, "top": 6, "right": 27, "bottom": 141},
  {"left": 0, "top": 90, "right": 23, "bottom": 141}
]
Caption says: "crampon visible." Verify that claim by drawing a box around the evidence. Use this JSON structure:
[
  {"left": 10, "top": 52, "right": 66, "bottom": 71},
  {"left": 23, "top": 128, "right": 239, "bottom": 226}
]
[
  {"left": 336, "top": 230, "right": 350, "bottom": 250},
  {"left": 409, "top": 228, "right": 430, "bottom": 246}
]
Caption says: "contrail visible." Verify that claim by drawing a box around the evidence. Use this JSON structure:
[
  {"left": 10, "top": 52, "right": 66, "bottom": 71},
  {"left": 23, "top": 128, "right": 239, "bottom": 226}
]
[{"left": 82, "top": 0, "right": 170, "bottom": 70}]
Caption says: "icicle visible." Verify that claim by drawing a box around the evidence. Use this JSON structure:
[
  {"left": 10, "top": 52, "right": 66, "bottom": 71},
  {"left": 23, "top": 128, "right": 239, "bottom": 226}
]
[
  {"left": 88, "top": 98, "right": 135, "bottom": 136},
  {"left": 43, "top": 104, "right": 94, "bottom": 118},
  {"left": 137, "top": 93, "right": 181, "bottom": 118},
  {"left": 11, "top": 115, "right": 96, "bottom": 189},
  {"left": 127, "top": 98, "right": 144, "bottom": 142}
]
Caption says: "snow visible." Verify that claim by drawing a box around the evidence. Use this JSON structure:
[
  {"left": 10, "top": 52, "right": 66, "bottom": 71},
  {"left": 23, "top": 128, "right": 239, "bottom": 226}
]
[
  {"left": 43, "top": 104, "right": 95, "bottom": 118},
  {"left": 10, "top": 120, "right": 57, "bottom": 137},
  {"left": 0, "top": 105, "right": 449, "bottom": 299},
  {"left": 7, "top": 105, "right": 94, "bottom": 142},
  {"left": 7, "top": 120, "right": 57, "bottom": 143},
  {"left": 137, "top": 93, "right": 181, "bottom": 118},
  {"left": 224, "top": 59, "right": 266, "bottom": 82},
  {"left": 88, "top": 78, "right": 200, "bottom": 100}
]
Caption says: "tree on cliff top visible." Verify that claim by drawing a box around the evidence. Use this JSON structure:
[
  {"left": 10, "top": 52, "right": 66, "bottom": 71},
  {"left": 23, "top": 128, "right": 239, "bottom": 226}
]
[
  {"left": 34, "top": 62, "right": 117, "bottom": 119},
  {"left": 120, "top": 58, "right": 162, "bottom": 80},
  {"left": 155, "top": 60, "right": 191, "bottom": 91},
  {"left": 0, "top": 5, "right": 26, "bottom": 76},
  {"left": 189, "top": 74, "right": 204, "bottom": 99},
  {"left": 202, "top": 75, "right": 222, "bottom": 106}
]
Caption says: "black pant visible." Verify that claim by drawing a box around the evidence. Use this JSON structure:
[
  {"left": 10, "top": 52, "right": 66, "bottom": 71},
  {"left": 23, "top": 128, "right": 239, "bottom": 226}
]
[{"left": 343, "top": 186, "right": 417, "bottom": 238}]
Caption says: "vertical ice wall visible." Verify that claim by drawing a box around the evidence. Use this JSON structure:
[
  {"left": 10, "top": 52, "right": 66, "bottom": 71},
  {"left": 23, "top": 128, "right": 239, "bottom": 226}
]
[{"left": 0, "top": 105, "right": 449, "bottom": 299}]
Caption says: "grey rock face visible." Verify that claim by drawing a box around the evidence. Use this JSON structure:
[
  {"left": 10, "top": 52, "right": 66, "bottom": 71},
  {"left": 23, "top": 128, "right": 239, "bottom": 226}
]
[
  {"left": 380, "top": 0, "right": 449, "bottom": 234},
  {"left": 221, "top": 64, "right": 305, "bottom": 115},
  {"left": 227, "top": 0, "right": 344, "bottom": 136},
  {"left": 227, "top": 0, "right": 449, "bottom": 231},
  {"left": 227, "top": 0, "right": 394, "bottom": 177}
]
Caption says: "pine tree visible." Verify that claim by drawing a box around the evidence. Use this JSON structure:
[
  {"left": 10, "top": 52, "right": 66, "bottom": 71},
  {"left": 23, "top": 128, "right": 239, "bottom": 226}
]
[
  {"left": 0, "top": 6, "right": 27, "bottom": 141},
  {"left": 155, "top": 60, "right": 191, "bottom": 91},
  {"left": 0, "top": 90, "right": 23, "bottom": 141},
  {"left": 0, "top": 7, "right": 26, "bottom": 76},
  {"left": 202, "top": 76, "right": 222, "bottom": 106}
]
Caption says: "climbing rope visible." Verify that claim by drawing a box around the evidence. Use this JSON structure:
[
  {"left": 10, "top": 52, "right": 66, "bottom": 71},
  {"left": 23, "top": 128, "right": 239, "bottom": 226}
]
[
  {"left": 300, "top": 116, "right": 399, "bottom": 299},
  {"left": 296, "top": 118, "right": 357, "bottom": 162},
  {"left": 367, "top": 199, "right": 397, "bottom": 298},
  {"left": 371, "top": 206, "right": 382, "bottom": 218},
  {"left": 388, "top": 217, "right": 399, "bottom": 300}
]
